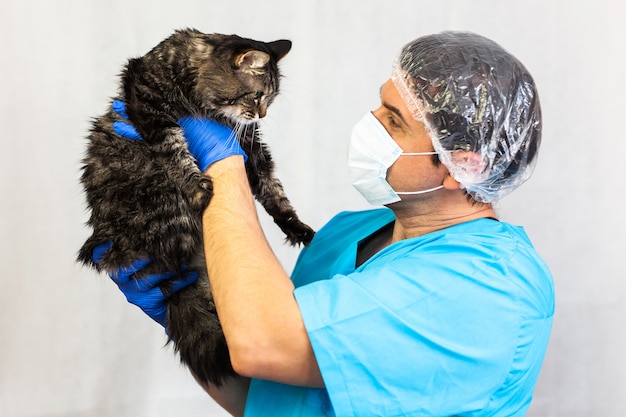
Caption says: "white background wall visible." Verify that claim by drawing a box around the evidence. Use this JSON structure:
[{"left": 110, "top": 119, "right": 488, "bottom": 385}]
[{"left": 1, "top": 1, "right": 624, "bottom": 416}]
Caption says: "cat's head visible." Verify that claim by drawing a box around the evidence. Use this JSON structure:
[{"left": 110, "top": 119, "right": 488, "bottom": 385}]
[{"left": 188, "top": 32, "right": 292, "bottom": 125}]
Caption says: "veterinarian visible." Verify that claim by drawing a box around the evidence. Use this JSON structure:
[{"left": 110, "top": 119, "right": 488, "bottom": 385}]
[{"left": 105, "top": 31, "right": 554, "bottom": 416}]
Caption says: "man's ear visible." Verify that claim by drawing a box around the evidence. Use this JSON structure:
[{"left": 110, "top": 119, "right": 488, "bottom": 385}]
[
  {"left": 442, "top": 151, "right": 485, "bottom": 189},
  {"left": 452, "top": 151, "right": 485, "bottom": 175}
]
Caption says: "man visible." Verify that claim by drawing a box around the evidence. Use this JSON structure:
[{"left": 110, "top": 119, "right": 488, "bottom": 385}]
[{"left": 106, "top": 31, "right": 554, "bottom": 416}]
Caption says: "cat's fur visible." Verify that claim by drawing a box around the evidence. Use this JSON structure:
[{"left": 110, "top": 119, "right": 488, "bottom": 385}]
[{"left": 77, "top": 28, "right": 315, "bottom": 386}]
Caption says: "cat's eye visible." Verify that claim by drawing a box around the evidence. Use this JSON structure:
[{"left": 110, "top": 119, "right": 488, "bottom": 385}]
[{"left": 253, "top": 91, "right": 263, "bottom": 100}]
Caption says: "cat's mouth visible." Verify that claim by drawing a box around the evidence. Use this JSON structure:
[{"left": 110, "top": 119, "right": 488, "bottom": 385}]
[
  {"left": 240, "top": 111, "right": 262, "bottom": 122},
  {"left": 221, "top": 107, "right": 262, "bottom": 125},
  {"left": 238, "top": 103, "right": 268, "bottom": 121}
]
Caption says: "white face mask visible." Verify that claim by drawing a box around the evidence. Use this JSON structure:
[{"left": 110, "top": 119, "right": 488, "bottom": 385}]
[{"left": 348, "top": 112, "right": 444, "bottom": 206}]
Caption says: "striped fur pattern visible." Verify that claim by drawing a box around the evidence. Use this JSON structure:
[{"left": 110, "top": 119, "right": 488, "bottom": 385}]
[{"left": 77, "top": 29, "right": 314, "bottom": 386}]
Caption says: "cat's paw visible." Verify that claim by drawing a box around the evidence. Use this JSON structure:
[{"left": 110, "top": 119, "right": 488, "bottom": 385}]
[
  {"left": 283, "top": 220, "right": 316, "bottom": 247},
  {"left": 187, "top": 176, "right": 213, "bottom": 211}
]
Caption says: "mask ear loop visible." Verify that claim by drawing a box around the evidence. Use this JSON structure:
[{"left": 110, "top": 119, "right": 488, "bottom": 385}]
[
  {"left": 395, "top": 185, "right": 444, "bottom": 195},
  {"left": 400, "top": 151, "right": 439, "bottom": 156},
  {"left": 394, "top": 151, "right": 446, "bottom": 195}
]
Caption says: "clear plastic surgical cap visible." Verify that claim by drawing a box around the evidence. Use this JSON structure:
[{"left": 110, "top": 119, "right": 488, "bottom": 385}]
[{"left": 391, "top": 31, "right": 542, "bottom": 203}]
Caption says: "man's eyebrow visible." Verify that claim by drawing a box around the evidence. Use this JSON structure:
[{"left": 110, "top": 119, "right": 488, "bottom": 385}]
[{"left": 379, "top": 84, "right": 410, "bottom": 127}]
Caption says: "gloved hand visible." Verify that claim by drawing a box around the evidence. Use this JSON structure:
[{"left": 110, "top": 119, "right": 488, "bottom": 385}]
[
  {"left": 111, "top": 100, "right": 247, "bottom": 171},
  {"left": 178, "top": 116, "right": 247, "bottom": 172},
  {"left": 93, "top": 242, "right": 198, "bottom": 327}
]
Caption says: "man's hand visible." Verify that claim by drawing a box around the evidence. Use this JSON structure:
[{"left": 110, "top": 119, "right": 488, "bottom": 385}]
[
  {"left": 111, "top": 100, "right": 247, "bottom": 171},
  {"left": 92, "top": 242, "right": 197, "bottom": 327}
]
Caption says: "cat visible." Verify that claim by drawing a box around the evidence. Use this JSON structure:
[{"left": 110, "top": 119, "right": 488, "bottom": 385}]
[{"left": 77, "top": 28, "right": 315, "bottom": 387}]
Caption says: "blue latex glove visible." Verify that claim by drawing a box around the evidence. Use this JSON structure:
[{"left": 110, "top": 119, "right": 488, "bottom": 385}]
[
  {"left": 111, "top": 100, "right": 247, "bottom": 171},
  {"left": 177, "top": 116, "right": 247, "bottom": 172},
  {"left": 111, "top": 100, "right": 142, "bottom": 140},
  {"left": 93, "top": 242, "right": 198, "bottom": 327}
]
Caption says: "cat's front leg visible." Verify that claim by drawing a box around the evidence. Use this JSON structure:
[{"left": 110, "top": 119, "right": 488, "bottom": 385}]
[
  {"left": 153, "top": 126, "right": 214, "bottom": 212},
  {"left": 120, "top": 97, "right": 214, "bottom": 213},
  {"left": 187, "top": 173, "right": 213, "bottom": 212},
  {"left": 177, "top": 157, "right": 214, "bottom": 213},
  {"left": 244, "top": 146, "right": 315, "bottom": 246},
  {"left": 277, "top": 211, "right": 316, "bottom": 247},
  {"left": 259, "top": 186, "right": 315, "bottom": 246}
]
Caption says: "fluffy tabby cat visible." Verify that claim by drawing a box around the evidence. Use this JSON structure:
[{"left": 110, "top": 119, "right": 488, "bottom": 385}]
[{"left": 77, "top": 28, "right": 315, "bottom": 386}]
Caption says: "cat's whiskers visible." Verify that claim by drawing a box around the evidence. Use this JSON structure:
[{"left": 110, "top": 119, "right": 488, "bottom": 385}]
[
  {"left": 230, "top": 120, "right": 256, "bottom": 167},
  {"left": 234, "top": 120, "right": 245, "bottom": 139},
  {"left": 228, "top": 121, "right": 251, "bottom": 166},
  {"left": 231, "top": 121, "right": 244, "bottom": 148},
  {"left": 246, "top": 122, "right": 266, "bottom": 165}
]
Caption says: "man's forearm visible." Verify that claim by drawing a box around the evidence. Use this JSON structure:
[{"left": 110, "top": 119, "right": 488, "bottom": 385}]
[{"left": 202, "top": 156, "right": 322, "bottom": 387}]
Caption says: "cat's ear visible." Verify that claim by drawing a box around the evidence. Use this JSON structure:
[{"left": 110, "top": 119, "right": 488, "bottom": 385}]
[
  {"left": 235, "top": 50, "right": 270, "bottom": 73},
  {"left": 267, "top": 40, "right": 292, "bottom": 62}
]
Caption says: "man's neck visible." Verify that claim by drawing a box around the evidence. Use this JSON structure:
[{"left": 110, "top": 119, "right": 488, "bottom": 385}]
[{"left": 388, "top": 199, "right": 496, "bottom": 243}]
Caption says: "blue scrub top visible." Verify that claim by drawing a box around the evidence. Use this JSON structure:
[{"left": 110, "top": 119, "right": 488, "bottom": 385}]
[{"left": 244, "top": 208, "right": 554, "bottom": 417}]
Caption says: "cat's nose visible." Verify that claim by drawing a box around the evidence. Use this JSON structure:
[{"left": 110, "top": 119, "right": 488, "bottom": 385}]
[{"left": 257, "top": 104, "right": 267, "bottom": 119}]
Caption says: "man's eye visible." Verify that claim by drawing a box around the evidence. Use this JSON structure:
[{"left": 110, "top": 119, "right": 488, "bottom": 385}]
[{"left": 387, "top": 115, "right": 401, "bottom": 128}]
